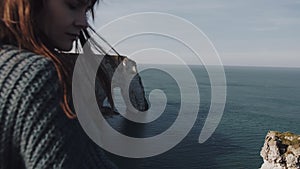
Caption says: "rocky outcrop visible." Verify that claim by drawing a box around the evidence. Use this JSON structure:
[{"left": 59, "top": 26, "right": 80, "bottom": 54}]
[
  {"left": 260, "top": 131, "right": 300, "bottom": 169},
  {"left": 98, "top": 55, "right": 149, "bottom": 112},
  {"left": 60, "top": 53, "right": 149, "bottom": 115}
]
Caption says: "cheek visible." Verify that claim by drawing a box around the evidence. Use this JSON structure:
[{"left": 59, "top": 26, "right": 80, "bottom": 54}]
[
  {"left": 55, "top": 9, "right": 73, "bottom": 25},
  {"left": 44, "top": 2, "right": 74, "bottom": 30},
  {"left": 42, "top": 13, "right": 72, "bottom": 37}
]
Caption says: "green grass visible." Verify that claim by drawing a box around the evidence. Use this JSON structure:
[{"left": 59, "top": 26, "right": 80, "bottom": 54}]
[{"left": 271, "top": 131, "right": 300, "bottom": 148}]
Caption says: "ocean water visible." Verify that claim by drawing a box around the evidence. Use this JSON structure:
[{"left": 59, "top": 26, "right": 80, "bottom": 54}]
[{"left": 105, "top": 65, "right": 300, "bottom": 169}]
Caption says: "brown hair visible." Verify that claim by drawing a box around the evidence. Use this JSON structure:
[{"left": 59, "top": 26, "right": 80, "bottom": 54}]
[{"left": 0, "top": 0, "right": 100, "bottom": 119}]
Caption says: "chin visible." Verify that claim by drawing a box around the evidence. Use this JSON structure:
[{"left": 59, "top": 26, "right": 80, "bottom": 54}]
[{"left": 56, "top": 43, "right": 74, "bottom": 52}]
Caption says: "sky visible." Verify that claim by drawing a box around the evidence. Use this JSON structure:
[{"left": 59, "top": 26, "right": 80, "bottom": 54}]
[{"left": 90, "top": 0, "right": 300, "bottom": 67}]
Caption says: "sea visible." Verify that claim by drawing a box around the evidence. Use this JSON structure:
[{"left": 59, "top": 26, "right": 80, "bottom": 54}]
[{"left": 103, "top": 65, "right": 300, "bottom": 169}]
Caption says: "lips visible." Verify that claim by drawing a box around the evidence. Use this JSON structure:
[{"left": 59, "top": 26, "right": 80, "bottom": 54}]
[{"left": 66, "top": 33, "right": 79, "bottom": 40}]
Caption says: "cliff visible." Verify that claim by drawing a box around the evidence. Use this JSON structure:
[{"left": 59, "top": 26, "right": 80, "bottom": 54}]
[
  {"left": 59, "top": 53, "right": 149, "bottom": 115},
  {"left": 260, "top": 131, "right": 300, "bottom": 169}
]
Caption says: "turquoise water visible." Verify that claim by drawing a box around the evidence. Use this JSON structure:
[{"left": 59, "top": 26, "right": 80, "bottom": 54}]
[{"left": 106, "top": 65, "right": 300, "bottom": 169}]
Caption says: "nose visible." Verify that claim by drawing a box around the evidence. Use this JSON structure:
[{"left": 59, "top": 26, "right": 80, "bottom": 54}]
[{"left": 74, "top": 14, "right": 88, "bottom": 29}]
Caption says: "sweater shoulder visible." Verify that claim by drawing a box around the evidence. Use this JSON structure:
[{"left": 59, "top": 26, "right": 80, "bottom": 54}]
[
  {"left": 0, "top": 45, "right": 63, "bottom": 168},
  {"left": 0, "top": 44, "right": 61, "bottom": 110},
  {"left": 0, "top": 44, "right": 59, "bottom": 93},
  {"left": 0, "top": 45, "right": 57, "bottom": 75}
]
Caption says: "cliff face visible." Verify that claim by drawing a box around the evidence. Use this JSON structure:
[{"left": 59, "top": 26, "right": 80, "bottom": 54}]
[
  {"left": 260, "top": 131, "right": 300, "bottom": 169},
  {"left": 60, "top": 53, "right": 149, "bottom": 114}
]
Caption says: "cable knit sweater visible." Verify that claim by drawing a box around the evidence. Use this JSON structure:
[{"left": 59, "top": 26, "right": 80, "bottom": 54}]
[{"left": 0, "top": 45, "right": 118, "bottom": 169}]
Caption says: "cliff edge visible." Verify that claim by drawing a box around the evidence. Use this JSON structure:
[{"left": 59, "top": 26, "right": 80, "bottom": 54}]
[{"left": 260, "top": 131, "right": 300, "bottom": 169}]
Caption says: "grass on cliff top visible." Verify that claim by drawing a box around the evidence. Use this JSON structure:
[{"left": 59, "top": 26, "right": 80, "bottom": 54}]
[{"left": 271, "top": 131, "right": 300, "bottom": 148}]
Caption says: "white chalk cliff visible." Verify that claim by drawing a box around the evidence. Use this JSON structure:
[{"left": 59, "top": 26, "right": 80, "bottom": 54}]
[{"left": 260, "top": 131, "right": 300, "bottom": 169}]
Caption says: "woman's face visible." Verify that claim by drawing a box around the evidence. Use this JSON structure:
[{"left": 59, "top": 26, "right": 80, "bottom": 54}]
[{"left": 38, "top": 0, "right": 92, "bottom": 51}]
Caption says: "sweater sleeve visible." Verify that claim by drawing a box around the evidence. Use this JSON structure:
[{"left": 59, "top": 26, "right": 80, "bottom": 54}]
[{"left": 0, "top": 47, "right": 118, "bottom": 169}]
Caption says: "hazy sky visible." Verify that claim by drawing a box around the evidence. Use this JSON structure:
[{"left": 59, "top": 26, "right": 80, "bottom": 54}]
[{"left": 91, "top": 0, "right": 300, "bottom": 67}]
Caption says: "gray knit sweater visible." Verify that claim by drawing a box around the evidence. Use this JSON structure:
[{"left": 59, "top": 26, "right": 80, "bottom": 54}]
[{"left": 0, "top": 45, "right": 118, "bottom": 169}]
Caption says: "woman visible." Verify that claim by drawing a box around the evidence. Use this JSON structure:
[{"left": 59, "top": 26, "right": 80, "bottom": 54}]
[{"left": 0, "top": 0, "right": 118, "bottom": 168}]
